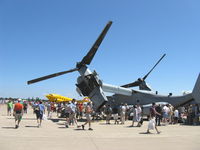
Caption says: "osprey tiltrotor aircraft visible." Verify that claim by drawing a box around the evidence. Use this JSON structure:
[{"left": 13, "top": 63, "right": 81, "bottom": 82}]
[{"left": 27, "top": 21, "right": 200, "bottom": 110}]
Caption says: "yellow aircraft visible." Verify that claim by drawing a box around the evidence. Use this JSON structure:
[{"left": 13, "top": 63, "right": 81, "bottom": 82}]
[
  {"left": 80, "top": 97, "right": 91, "bottom": 103},
  {"left": 45, "top": 94, "right": 90, "bottom": 103}
]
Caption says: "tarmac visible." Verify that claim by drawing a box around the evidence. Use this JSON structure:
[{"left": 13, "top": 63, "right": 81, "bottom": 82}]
[{"left": 0, "top": 104, "right": 199, "bottom": 150}]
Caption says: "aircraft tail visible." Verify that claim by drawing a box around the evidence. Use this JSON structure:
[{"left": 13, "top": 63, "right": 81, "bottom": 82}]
[{"left": 192, "top": 73, "right": 200, "bottom": 103}]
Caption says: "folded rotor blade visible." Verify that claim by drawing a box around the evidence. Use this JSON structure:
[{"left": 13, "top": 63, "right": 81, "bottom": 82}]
[
  {"left": 27, "top": 68, "right": 78, "bottom": 85},
  {"left": 121, "top": 80, "right": 141, "bottom": 88},
  {"left": 80, "top": 21, "right": 112, "bottom": 66},
  {"left": 143, "top": 54, "right": 166, "bottom": 80},
  {"left": 121, "top": 54, "right": 166, "bottom": 89}
]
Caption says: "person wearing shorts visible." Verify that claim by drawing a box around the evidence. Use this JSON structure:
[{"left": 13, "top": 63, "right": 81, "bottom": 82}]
[
  {"left": 64, "top": 102, "right": 72, "bottom": 128},
  {"left": 7, "top": 100, "right": 13, "bottom": 116},
  {"left": 37, "top": 101, "right": 45, "bottom": 127},
  {"left": 147, "top": 102, "right": 161, "bottom": 134},
  {"left": 13, "top": 100, "right": 23, "bottom": 129},
  {"left": 80, "top": 102, "right": 93, "bottom": 130}
]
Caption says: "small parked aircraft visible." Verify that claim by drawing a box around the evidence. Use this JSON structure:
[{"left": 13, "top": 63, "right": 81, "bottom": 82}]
[{"left": 46, "top": 93, "right": 90, "bottom": 103}]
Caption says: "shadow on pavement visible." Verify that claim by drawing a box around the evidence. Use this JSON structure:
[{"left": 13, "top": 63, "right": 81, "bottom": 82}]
[
  {"left": 49, "top": 118, "right": 60, "bottom": 122},
  {"left": 57, "top": 123, "right": 65, "bottom": 125},
  {"left": 125, "top": 125, "right": 136, "bottom": 128},
  {"left": 125, "top": 125, "right": 143, "bottom": 128},
  {"left": 6, "top": 117, "right": 36, "bottom": 120},
  {"left": 58, "top": 127, "right": 67, "bottom": 129},
  {"left": 99, "top": 123, "right": 111, "bottom": 125},
  {"left": 25, "top": 125, "right": 39, "bottom": 128},
  {"left": 180, "top": 123, "right": 200, "bottom": 126},
  {"left": 2, "top": 126, "right": 15, "bottom": 129},
  {"left": 22, "top": 118, "right": 36, "bottom": 120},
  {"left": 139, "top": 132, "right": 154, "bottom": 134},
  {"left": 74, "top": 128, "right": 85, "bottom": 131}
]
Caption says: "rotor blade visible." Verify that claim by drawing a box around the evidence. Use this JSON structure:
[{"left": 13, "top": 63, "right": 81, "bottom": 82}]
[
  {"left": 121, "top": 80, "right": 141, "bottom": 88},
  {"left": 139, "top": 81, "right": 152, "bottom": 91},
  {"left": 80, "top": 21, "right": 112, "bottom": 66},
  {"left": 27, "top": 68, "right": 78, "bottom": 85},
  {"left": 143, "top": 54, "right": 166, "bottom": 80}
]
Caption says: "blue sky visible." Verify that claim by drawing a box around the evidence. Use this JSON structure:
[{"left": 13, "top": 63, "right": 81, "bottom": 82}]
[{"left": 0, "top": 0, "right": 200, "bottom": 99}]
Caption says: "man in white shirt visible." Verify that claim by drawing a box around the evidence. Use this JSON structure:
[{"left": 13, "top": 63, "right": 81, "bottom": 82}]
[
  {"left": 162, "top": 105, "right": 170, "bottom": 123},
  {"left": 173, "top": 109, "right": 179, "bottom": 124},
  {"left": 120, "top": 103, "right": 126, "bottom": 124},
  {"left": 69, "top": 99, "right": 78, "bottom": 127}
]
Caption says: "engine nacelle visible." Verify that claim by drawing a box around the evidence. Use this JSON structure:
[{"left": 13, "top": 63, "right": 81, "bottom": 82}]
[
  {"left": 76, "top": 71, "right": 108, "bottom": 111},
  {"left": 76, "top": 73, "right": 99, "bottom": 96}
]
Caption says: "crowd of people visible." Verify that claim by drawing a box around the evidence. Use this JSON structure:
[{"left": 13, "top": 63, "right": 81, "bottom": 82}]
[{"left": 2, "top": 99, "right": 200, "bottom": 133}]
